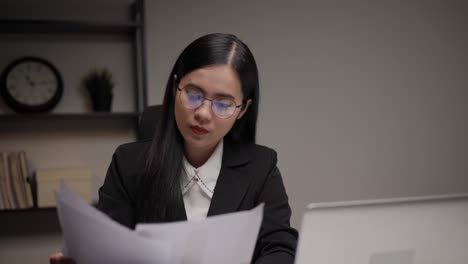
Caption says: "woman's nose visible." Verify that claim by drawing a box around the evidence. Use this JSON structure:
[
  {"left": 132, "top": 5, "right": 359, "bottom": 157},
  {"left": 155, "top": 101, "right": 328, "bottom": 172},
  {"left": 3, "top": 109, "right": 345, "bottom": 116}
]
[{"left": 194, "top": 100, "right": 213, "bottom": 123}]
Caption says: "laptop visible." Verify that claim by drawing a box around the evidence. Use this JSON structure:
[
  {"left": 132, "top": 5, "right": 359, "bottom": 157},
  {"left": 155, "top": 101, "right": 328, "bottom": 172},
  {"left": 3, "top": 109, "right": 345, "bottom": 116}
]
[{"left": 294, "top": 193, "right": 468, "bottom": 264}]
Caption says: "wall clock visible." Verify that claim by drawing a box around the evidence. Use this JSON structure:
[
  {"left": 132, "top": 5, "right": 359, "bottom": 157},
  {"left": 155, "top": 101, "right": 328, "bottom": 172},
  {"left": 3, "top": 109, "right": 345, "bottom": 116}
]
[{"left": 1, "top": 56, "right": 63, "bottom": 113}]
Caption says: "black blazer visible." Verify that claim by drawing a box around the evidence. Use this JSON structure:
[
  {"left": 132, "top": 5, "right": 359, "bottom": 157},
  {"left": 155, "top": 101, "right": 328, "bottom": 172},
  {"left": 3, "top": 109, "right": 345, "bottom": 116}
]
[{"left": 97, "top": 139, "right": 298, "bottom": 264}]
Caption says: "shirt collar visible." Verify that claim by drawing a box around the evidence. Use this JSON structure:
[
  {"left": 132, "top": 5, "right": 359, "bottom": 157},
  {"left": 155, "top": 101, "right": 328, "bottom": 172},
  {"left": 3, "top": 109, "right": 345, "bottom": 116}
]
[{"left": 181, "top": 140, "right": 223, "bottom": 198}]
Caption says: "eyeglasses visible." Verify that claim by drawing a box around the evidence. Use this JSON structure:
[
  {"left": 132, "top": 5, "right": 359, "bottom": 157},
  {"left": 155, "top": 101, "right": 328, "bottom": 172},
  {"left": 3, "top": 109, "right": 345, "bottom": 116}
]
[{"left": 177, "top": 86, "right": 243, "bottom": 118}]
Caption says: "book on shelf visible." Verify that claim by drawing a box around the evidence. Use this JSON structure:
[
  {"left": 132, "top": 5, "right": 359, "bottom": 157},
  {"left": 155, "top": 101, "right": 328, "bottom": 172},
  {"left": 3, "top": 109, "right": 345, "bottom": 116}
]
[
  {"left": 0, "top": 153, "right": 6, "bottom": 209},
  {"left": 0, "top": 151, "right": 34, "bottom": 210},
  {"left": 10, "top": 151, "right": 34, "bottom": 209},
  {"left": 8, "top": 152, "right": 24, "bottom": 208},
  {"left": 0, "top": 152, "right": 15, "bottom": 209},
  {"left": 36, "top": 167, "right": 92, "bottom": 208},
  {"left": 19, "top": 151, "right": 34, "bottom": 207}
]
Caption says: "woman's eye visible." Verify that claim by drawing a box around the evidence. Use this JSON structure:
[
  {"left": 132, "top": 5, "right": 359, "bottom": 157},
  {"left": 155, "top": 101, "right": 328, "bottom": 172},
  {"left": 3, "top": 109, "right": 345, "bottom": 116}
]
[
  {"left": 187, "top": 92, "right": 203, "bottom": 101},
  {"left": 214, "top": 100, "right": 231, "bottom": 110}
]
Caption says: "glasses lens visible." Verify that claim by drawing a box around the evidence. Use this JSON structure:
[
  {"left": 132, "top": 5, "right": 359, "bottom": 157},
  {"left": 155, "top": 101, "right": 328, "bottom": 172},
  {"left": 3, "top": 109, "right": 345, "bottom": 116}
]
[
  {"left": 182, "top": 87, "right": 203, "bottom": 109},
  {"left": 179, "top": 86, "right": 238, "bottom": 118},
  {"left": 212, "top": 98, "right": 235, "bottom": 118}
]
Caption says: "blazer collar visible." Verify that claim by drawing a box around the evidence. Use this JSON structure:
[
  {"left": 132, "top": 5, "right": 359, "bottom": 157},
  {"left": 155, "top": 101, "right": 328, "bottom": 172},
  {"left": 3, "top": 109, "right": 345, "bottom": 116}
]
[
  {"left": 207, "top": 140, "right": 252, "bottom": 216},
  {"left": 221, "top": 139, "right": 250, "bottom": 167}
]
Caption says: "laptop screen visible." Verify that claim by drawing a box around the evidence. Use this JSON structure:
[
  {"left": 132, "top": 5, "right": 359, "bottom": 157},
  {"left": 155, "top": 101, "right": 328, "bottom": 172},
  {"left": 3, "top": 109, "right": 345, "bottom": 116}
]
[{"left": 295, "top": 194, "right": 468, "bottom": 264}]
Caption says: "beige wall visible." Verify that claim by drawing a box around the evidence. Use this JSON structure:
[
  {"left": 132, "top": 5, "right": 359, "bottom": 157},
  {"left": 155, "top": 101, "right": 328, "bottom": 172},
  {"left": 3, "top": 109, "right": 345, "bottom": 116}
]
[
  {"left": 1, "top": 0, "right": 467, "bottom": 262},
  {"left": 145, "top": 0, "right": 468, "bottom": 228}
]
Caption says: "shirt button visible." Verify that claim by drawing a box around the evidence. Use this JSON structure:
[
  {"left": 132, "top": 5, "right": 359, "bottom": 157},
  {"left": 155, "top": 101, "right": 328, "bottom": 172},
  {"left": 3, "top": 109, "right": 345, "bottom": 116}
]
[{"left": 193, "top": 178, "right": 199, "bottom": 182}]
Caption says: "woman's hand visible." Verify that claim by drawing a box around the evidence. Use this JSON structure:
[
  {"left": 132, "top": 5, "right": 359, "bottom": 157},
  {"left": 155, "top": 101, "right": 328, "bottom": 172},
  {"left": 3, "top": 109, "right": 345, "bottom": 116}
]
[{"left": 49, "top": 252, "right": 76, "bottom": 264}]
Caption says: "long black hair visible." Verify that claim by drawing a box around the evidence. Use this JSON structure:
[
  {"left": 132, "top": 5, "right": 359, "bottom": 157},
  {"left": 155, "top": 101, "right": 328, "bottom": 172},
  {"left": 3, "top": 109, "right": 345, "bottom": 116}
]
[{"left": 136, "top": 33, "right": 260, "bottom": 222}]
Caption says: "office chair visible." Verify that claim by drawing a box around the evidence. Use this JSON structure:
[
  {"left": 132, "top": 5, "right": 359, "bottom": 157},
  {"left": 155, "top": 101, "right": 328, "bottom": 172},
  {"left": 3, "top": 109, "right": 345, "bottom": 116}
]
[{"left": 138, "top": 105, "right": 162, "bottom": 140}]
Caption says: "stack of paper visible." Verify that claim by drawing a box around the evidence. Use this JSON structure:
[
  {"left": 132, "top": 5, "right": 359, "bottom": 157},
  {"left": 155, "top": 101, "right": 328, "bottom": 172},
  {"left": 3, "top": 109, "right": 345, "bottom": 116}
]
[{"left": 55, "top": 182, "right": 264, "bottom": 264}]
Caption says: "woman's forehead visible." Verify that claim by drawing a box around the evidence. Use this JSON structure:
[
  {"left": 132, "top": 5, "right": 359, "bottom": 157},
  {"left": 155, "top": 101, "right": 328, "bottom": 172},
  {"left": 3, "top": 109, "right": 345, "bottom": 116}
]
[{"left": 181, "top": 65, "right": 242, "bottom": 97}]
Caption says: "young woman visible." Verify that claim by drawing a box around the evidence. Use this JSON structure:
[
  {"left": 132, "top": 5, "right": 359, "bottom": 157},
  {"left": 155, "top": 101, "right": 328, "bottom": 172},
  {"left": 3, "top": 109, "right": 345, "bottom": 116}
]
[{"left": 51, "top": 33, "right": 297, "bottom": 264}]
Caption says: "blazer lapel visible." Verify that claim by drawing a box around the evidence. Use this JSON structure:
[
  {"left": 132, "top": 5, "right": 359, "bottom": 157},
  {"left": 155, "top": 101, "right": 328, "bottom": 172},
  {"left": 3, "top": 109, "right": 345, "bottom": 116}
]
[{"left": 207, "top": 140, "right": 251, "bottom": 216}]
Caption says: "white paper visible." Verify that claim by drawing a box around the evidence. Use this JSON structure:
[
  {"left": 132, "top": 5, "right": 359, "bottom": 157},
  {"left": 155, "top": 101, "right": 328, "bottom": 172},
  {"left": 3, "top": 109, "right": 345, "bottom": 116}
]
[
  {"left": 136, "top": 204, "right": 264, "bottom": 264},
  {"left": 55, "top": 182, "right": 264, "bottom": 264},
  {"left": 55, "top": 182, "right": 171, "bottom": 264}
]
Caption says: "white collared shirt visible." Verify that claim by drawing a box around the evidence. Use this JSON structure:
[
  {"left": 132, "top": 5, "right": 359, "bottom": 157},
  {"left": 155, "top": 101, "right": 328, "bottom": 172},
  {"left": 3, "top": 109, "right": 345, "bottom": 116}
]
[{"left": 181, "top": 140, "right": 223, "bottom": 221}]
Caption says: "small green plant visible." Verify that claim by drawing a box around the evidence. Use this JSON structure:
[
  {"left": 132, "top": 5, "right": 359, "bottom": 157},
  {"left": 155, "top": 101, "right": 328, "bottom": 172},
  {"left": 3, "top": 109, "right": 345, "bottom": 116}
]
[{"left": 82, "top": 68, "right": 114, "bottom": 111}]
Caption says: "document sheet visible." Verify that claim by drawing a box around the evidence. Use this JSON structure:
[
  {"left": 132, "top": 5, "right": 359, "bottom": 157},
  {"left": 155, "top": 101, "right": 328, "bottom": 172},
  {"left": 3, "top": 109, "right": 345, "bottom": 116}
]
[{"left": 55, "top": 182, "right": 264, "bottom": 264}]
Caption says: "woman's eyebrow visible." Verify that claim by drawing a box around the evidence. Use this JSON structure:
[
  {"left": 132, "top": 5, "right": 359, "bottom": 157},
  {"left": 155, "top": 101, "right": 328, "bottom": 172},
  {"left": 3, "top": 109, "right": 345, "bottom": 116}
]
[{"left": 186, "top": 83, "right": 235, "bottom": 99}]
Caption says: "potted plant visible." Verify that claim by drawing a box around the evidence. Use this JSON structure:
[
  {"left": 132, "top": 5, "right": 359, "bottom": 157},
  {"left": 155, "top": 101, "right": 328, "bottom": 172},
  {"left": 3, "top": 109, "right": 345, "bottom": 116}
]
[{"left": 82, "top": 68, "right": 114, "bottom": 112}]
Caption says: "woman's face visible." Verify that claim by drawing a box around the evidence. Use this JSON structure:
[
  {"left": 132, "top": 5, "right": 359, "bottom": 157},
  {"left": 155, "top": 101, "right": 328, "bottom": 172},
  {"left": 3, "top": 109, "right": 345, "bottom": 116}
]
[{"left": 175, "top": 64, "right": 250, "bottom": 154}]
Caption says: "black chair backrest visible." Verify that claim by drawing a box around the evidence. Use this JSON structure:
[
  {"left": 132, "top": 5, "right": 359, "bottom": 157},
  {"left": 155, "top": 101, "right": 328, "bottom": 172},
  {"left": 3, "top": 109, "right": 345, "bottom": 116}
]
[{"left": 138, "top": 105, "right": 162, "bottom": 140}]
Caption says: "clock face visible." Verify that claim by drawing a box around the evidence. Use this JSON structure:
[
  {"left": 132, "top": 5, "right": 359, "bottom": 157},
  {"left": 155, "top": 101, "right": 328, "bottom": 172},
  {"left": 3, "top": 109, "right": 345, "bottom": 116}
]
[{"left": 1, "top": 57, "right": 63, "bottom": 113}]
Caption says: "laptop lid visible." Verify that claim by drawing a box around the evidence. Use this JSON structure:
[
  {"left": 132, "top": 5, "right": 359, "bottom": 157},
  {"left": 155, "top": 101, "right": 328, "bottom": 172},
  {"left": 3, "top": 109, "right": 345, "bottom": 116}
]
[{"left": 295, "top": 193, "right": 468, "bottom": 264}]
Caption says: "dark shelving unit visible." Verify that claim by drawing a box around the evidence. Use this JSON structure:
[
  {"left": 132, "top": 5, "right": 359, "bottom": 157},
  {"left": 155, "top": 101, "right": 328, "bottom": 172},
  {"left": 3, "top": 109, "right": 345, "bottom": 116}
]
[
  {"left": 0, "top": 0, "right": 147, "bottom": 215},
  {"left": 0, "top": 0, "right": 147, "bottom": 127},
  {"left": 0, "top": 19, "right": 141, "bottom": 35},
  {"left": 0, "top": 112, "right": 140, "bottom": 131},
  {"left": 0, "top": 208, "right": 61, "bottom": 236}
]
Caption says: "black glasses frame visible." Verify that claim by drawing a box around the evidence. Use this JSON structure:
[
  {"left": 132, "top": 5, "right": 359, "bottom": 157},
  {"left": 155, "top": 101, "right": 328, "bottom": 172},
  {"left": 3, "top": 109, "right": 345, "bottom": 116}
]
[{"left": 177, "top": 86, "right": 243, "bottom": 118}]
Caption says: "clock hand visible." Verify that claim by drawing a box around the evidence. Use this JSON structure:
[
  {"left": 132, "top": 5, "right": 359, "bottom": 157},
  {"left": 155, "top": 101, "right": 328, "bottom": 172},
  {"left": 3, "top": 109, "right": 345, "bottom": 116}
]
[
  {"left": 37, "top": 81, "right": 52, "bottom": 85},
  {"left": 25, "top": 75, "right": 35, "bottom": 86}
]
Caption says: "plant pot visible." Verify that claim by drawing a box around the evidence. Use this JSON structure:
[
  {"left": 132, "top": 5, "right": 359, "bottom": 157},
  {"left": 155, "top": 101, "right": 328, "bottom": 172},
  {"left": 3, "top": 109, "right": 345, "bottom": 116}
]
[{"left": 89, "top": 89, "right": 113, "bottom": 112}]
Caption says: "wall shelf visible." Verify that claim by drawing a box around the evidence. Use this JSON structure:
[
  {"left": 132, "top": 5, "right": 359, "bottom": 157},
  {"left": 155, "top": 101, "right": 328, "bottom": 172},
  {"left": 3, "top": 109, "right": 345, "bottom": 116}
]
[
  {"left": 0, "top": 112, "right": 140, "bottom": 131},
  {"left": 0, "top": 208, "right": 61, "bottom": 236},
  {"left": 0, "top": 206, "right": 56, "bottom": 213},
  {"left": 0, "top": 19, "right": 141, "bottom": 35}
]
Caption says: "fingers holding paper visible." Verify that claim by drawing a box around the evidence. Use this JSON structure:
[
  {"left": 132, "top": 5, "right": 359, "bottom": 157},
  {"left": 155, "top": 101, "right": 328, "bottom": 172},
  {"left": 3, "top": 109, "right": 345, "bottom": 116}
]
[{"left": 49, "top": 252, "right": 76, "bottom": 264}]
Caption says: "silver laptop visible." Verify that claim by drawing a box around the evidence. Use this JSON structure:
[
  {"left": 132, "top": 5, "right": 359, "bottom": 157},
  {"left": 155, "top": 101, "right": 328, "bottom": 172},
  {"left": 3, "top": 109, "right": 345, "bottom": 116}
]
[{"left": 295, "top": 193, "right": 468, "bottom": 264}]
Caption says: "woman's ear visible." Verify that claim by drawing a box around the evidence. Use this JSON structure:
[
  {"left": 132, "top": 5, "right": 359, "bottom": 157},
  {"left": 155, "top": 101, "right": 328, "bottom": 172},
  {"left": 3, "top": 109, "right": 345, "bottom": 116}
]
[{"left": 237, "top": 99, "right": 252, "bottom": 119}]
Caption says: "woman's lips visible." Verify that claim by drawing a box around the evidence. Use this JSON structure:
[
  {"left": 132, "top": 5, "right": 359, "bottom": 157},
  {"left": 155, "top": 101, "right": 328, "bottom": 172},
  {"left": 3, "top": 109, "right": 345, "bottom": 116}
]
[{"left": 190, "top": 125, "right": 208, "bottom": 135}]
